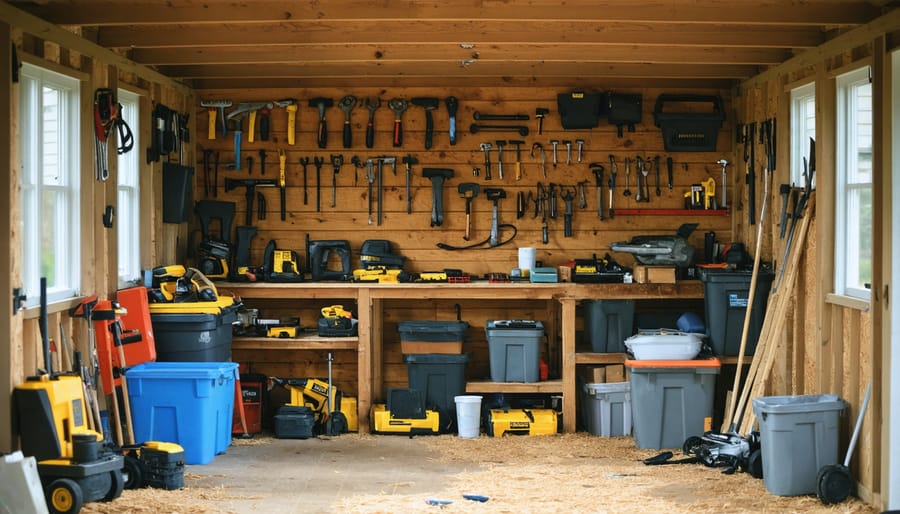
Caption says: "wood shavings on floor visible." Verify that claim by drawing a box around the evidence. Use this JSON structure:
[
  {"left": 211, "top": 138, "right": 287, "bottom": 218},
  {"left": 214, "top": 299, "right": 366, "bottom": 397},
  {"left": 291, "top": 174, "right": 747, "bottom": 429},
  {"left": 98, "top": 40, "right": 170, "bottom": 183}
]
[{"left": 333, "top": 433, "right": 878, "bottom": 514}]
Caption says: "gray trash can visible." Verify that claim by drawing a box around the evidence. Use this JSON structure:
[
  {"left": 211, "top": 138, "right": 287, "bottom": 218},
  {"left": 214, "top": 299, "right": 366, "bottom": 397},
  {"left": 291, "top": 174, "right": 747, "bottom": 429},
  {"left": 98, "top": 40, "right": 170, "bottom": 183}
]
[{"left": 752, "top": 394, "right": 848, "bottom": 496}]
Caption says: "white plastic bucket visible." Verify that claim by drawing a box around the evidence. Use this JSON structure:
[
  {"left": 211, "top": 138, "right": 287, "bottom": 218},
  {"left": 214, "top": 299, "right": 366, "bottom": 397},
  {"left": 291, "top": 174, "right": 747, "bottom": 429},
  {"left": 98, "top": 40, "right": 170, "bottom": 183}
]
[{"left": 454, "top": 395, "right": 482, "bottom": 438}]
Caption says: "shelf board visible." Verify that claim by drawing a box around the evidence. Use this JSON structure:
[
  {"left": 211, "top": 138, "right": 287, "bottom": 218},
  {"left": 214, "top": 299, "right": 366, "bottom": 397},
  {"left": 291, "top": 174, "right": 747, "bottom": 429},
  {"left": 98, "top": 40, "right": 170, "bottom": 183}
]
[
  {"left": 465, "top": 379, "right": 562, "bottom": 393},
  {"left": 614, "top": 208, "right": 729, "bottom": 216},
  {"left": 232, "top": 336, "right": 358, "bottom": 351},
  {"left": 574, "top": 353, "right": 627, "bottom": 365}
]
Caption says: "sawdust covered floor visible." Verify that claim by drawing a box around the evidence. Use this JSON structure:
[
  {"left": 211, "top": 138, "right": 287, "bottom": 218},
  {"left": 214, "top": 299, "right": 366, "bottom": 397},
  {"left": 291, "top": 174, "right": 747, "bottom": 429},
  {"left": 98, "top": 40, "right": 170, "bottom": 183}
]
[{"left": 81, "top": 433, "right": 879, "bottom": 514}]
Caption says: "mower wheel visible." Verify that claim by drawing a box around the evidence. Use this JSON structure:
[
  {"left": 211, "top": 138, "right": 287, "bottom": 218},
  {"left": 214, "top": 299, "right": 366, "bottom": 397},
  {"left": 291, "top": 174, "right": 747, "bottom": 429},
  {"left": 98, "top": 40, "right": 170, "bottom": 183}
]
[
  {"left": 104, "top": 469, "right": 125, "bottom": 501},
  {"left": 745, "top": 449, "right": 764, "bottom": 479},
  {"left": 123, "top": 454, "right": 144, "bottom": 489},
  {"left": 682, "top": 436, "right": 703, "bottom": 456},
  {"left": 47, "top": 478, "right": 84, "bottom": 514}
]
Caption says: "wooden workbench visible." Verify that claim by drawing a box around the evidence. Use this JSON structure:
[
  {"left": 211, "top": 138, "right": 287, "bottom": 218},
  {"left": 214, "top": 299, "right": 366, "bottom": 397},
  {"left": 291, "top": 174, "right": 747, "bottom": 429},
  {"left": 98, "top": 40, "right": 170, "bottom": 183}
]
[{"left": 221, "top": 280, "right": 704, "bottom": 433}]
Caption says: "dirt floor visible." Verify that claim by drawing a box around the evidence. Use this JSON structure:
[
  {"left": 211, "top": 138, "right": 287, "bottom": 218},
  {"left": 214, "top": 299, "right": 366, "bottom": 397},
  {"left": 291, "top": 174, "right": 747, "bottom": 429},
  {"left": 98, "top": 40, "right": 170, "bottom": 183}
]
[{"left": 79, "top": 432, "right": 879, "bottom": 514}]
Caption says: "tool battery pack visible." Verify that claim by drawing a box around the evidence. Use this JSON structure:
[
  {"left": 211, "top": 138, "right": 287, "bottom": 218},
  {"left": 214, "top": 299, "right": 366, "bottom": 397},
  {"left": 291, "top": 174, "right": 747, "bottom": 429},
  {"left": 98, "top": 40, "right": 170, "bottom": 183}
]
[
  {"left": 486, "top": 408, "right": 558, "bottom": 437},
  {"left": 371, "top": 404, "right": 440, "bottom": 435},
  {"left": 124, "top": 441, "right": 185, "bottom": 490}
]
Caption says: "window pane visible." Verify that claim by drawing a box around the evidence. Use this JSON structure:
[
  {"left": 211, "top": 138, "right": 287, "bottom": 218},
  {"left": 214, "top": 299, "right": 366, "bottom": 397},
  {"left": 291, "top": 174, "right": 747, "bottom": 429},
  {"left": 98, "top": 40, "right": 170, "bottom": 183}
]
[
  {"left": 790, "top": 83, "right": 815, "bottom": 187},
  {"left": 117, "top": 89, "right": 141, "bottom": 285}
]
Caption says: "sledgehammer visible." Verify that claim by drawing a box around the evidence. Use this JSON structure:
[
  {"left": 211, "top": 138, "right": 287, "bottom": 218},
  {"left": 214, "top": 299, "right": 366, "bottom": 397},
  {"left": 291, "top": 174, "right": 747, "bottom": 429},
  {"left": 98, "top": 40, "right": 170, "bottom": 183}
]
[
  {"left": 412, "top": 97, "right": 439, "bottom": 149},
  {"left": 423, "top": 168, "right": 454, "bottom": 227}
]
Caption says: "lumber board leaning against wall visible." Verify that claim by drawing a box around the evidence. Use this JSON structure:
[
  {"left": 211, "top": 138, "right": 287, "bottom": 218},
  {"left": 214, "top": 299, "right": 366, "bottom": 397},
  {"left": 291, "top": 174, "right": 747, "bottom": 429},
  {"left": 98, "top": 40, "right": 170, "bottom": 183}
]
[{"left": 192, "top": 87, "right": 734, "bottom": 277}]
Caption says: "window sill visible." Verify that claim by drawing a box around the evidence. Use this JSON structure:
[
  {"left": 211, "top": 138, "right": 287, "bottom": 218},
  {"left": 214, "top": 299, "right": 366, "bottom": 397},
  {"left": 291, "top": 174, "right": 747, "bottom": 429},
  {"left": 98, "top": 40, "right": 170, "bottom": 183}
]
[
  {"left": 21, "top": 296, "right": 88, "bottom": 320},
  {"left": 825, "top": 293, "right": 871, "bottom": 312}
]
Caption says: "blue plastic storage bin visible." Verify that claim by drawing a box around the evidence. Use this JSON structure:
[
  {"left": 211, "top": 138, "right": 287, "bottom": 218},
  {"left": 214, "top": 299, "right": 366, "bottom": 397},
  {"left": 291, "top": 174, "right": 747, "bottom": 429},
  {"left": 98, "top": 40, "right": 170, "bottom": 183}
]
[{"left": 126, "top": 361, "right": 238, "bottom": 465}]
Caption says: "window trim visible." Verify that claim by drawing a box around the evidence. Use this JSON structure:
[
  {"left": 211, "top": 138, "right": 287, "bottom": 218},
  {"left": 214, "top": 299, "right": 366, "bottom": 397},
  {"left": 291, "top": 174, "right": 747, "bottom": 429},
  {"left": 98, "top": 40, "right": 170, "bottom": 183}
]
[
  {"left": 834, "top": 65, "right": 873, "bottom": 301},
  {"left": 116, "top": 88, "right": 142, "bottom": 288},
  {"left": 19, "top": 62, "right": 82, "bottom": 307}
]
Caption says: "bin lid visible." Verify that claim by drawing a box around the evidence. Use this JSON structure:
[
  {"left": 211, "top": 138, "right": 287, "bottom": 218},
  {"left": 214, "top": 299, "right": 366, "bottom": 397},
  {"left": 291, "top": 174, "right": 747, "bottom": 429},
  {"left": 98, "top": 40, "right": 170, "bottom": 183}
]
[
  {"left": 125, "top": 361, "right": 239, "bottom": 380},
  {"left": 752, "top": 394, "right": 848, "bottom": 414},
  {"left": 403, "top": 353, "right": 470, "bottom": 364},
  {"left": 583, "top": 382, "right": 630, "bottom": 395},
  {"left": 699, "top": 268, "right": 775, "bottom": 283},
  {"left": 149, "top": 295, "right": 236, "bottom": 315},
  {"left": 397, "top": 321, "right": 469, "bottom": 333},
  {"left": 625, "top": 357, "right": 721, "bottom": 369}
]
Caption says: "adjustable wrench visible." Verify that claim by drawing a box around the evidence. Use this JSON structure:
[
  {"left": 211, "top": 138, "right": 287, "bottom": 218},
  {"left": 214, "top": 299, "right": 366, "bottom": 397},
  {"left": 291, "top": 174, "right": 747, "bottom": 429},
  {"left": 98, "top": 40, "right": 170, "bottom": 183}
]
[{"left": 364, "top": 97, "right": 381, "bottom": 149}]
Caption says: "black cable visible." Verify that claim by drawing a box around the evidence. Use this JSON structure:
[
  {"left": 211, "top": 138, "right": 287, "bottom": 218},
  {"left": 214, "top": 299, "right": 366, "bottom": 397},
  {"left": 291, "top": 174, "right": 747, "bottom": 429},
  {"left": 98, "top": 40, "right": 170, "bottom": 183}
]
[{"left": 436, "top": 224, "right": 517, "bottom": 250}]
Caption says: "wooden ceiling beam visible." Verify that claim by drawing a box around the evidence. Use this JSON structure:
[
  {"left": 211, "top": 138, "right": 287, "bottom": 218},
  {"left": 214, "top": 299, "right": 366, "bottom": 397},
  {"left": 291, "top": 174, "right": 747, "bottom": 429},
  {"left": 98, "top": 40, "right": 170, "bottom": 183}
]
[
  {"left": 190, "top": 76, "right": 739, "bottom": 90},
  {"left": 131, "top": 44, "right": 791, "bottom": 66},
  {"left": 96, "top": 21, "right": 826, "bottom": 49},
  {"left": 13, "top": 0, "right": 879, "bottom": 27},
  {"left": 158, "top": 61, "right": 760, "bottom": 80}
]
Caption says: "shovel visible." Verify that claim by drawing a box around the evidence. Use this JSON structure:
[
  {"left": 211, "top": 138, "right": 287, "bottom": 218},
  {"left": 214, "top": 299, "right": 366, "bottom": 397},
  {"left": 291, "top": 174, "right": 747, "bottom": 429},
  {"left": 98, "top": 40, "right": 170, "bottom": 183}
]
[
  {"left": 816, "top": 382, "right": 872, "bottom": 504},
  {"left": 458, "top": 183, "right": 480, "bottom": 240}
]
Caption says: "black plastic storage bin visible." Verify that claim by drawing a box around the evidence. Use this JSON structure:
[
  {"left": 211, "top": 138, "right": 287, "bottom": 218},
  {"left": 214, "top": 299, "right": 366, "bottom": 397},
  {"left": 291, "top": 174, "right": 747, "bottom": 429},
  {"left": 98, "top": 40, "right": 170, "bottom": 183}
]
[
  {"left": 404, "top": 353, "right": 469, "bottom": 432},
  {"left": 398, "top": 320, "right": 469, "bottom": 354},
  {"left": 151, "top": 305, "right": 238, "bottom": 362},
  {"left": 700, "top": 269, "right": 774, "bottom": 356},
  {"left": 583, "top": 300, "right": 635, "bottom": 353}
]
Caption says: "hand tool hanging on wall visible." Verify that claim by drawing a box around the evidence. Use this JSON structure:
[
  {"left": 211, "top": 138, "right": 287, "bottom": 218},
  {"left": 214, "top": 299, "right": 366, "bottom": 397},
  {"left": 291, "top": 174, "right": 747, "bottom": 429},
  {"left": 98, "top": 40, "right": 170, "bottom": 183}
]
[
  {"left": 535, "top": 108, "right": 549, "bottom": 135},
  {"left": 423, "top": 168, "right": 454, "bottom": 227},
  {"left": 257, "top": 192, "right": 267, "bottom": 220},
  {"left": 536, "top": 182, "right": 548, "bottom": 244},
  {"left": 578, "top": 181, "right": 588, "bottom": 210},
  {"left": 576, "top": 139, "right": 585, "bottom": 163},
  {"left": 366, "top": 158, "right": 376, "bottom": 225},
  {"left": 717, "top": 159, "right": 729, "bottom": 208},
  {"left": 667, "top": 156, "right": 675, "bottom": 191},
  {"left": 364, "top": 97, "right": 381, "bottom": 148},
  {"left": 259, "top": 149, "right": 267, "bottom": 176},
  {"left": 201, "top": 100, "right": 231, "bottom": 139},
  {"left": 247, "top": 155, "right": 254, "bottom": 176},
  {"left": 309, "top": 98, "right": 334, "bottom": 149},
  {"left": 435, "top": 188, "right": 516, "bottom": 250},
  {"left": 279, "top": 149, "right": 288, "bottom": 220},
  {"left": 550, "top": 140, "right": 559, "bottom": 168},
  {"left": 590, "top": 163, "right": 604, "bottom": 219},
  {"left": 495, "top": 140, "right": 507, "bottom": 180},
  {"left": 214, "top": 151, "right": 220, "bottom": 197},
  {"left": 458, "top": 183, "right": 480, "bottom": 241},
  {"left": 548, "top": 183, "right": 558, "bottom": 219},
  {"left": 377, "top": 156, "right": 396, "bottom": 225},
  {"left": 608, "top": 164, "right": 616, "bottom": 219},
  {"left": 641, "top": 157, "right": 652, "bottom": 202},
  {"left": 622, "top": 157, "right": 632, "bottom": 197},
  {"left": 339, "top": 95, "right": 357, "bottom": 148},
  {"left": 202, "top": 148, "right": 213, "bottom": 198},
  {"left": 255, "top": 104, "right": 273, "bottom": 142},
  {"left": 561, "top": 186, "right": 576, "bottom": 237},
  {"left": 508, "top": 140, "right": 525, "bottom": 180},
  {"left": 473, "top": 112, "right": 530, "bottom": 121},
  {"left": 563, "top": 140, "right": 573, "bottom": 165},
  {"left": 470, "top": 124, "right": 529, "bottom": 136},
  {"left": 744, "top": 122, "right": 757, "bottom": 225},
  {"left": 654, "top": 155, "right": 662, "bottom": 196},
  {"left": 778, "top": 184, "right": 793, "bottom": 239},
  {"left": 445, "top": 96, "right": 459, "bottom": 145},
  {"left": 351, "top": 155, "right": 364, "bottom": 186},
  {"left": 314, "top": 156, "right": 325, "bottom": 212},
  {"left": 389, "top": 98, "right": 408, "bottom": 147},
  {"left": 330, "top": 154, "right": 343, "bottom": 208},
  {"left": 403, "top": 155, "right": 419, "bottom": 214},
  {"left": 275, "top": 98, "right": 298, "bottom": 145},
  {"left": 479, "top": 142, "right": 493, "bottom": 180},
  {"left": 224, "top": 177, "right": 277, "bottom": 225},
  {"left": 634, "top": 157, "right": 646, "bottom": 202},
  {"left": 531, "top": 143, "right": 546, "bottom": 178},
  {"left": 299, "top": 157, "right": 310, "bottom": 205},
  {"left": 412, "top": 97, "right": 440, "bottom": 149},
  {"left": 225, "top": 108, "right": 246, "bottom": 169},
  {"left": 146, "top": 102, "right": 177, "bottom": 164}
]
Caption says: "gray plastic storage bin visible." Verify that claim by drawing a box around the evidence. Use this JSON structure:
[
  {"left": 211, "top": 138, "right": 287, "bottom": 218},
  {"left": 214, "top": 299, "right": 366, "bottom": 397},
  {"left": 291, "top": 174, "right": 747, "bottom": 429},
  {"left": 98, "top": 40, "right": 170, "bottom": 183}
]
[
  {"left": 583, "top": 300, "right": 635, "bottom": 353},
  {"left": 486, "top": 320, "right": 543, "bottom": 382},
  {"left": 752, "top": 394, "right": 848, "bottom": 496},
  {"left": 582, "top": 382, "right": 632, "bottom": 437},
  {"left": 626, "top": 358, "right": 720, "bottom": 449},
  {"left": 700, "top": 268, "right": 774, "bottom": 356}
]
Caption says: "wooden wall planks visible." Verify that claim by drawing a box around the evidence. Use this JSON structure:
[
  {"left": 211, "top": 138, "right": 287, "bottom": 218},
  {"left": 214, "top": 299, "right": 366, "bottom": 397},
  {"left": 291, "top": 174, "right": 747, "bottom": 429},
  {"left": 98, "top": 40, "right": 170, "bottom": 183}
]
[{"left": 194, "top": 87, "right": 734, "bottom": 277}]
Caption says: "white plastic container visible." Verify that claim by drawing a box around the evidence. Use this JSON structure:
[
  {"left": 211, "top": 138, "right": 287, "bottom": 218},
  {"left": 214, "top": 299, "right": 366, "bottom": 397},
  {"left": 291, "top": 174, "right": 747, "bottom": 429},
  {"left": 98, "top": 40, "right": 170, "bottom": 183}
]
[
  {"left": 624, "top": 330, "right": 703, "bottom": 360},
  {"left": 454, "top": 395, "right": 483, "bottom": 438},
  {"left": 582, "top": 382, "right": 632, "bottom": 437}
]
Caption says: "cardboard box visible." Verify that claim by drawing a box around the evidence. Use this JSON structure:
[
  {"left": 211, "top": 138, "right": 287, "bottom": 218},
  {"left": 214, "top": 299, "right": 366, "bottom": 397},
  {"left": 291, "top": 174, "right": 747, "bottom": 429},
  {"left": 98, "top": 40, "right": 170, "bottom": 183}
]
[
  {"left": 605, "top": 364, "right": 626, "bottom": 383},
  {"left": 634, "top": 265, "right": 676, "bottom": 284},
  {"left": 580, "top": 365, "right": 606, "bottom": 384},
  {"left": 557, "top": 266, "right": 572, "bottom": 283}
]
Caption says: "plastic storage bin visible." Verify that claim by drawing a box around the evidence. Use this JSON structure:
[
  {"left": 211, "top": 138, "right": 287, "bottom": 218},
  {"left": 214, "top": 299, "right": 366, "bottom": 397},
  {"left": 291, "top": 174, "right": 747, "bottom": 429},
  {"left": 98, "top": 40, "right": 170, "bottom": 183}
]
[
  {"left": 700, "top": 268, "right": 774, "bottom": 356},
  {"left": 583, "top": 300, "right": 635, "bottom": 353},
  {"left": 582, "top": 382, "right": 632, "bottom": 437},
  {"left": 626, "top": 358, "right": 720, "bottom": 449},
  {"left": 126, "top": 361, "right": 238, "bottom": 465},
  {"left": 752, "top": 394, "right": 848, "bottom": 496},
  {"left": 398, "top": 320, "right": 469, "bottom": 354},
  {"left": 486, "top": 320, "right": 543, "bottom": 382},
  {"left": 404, "top": 353, "right": 469, "bottom": 431},
  {"left": 151, "top": 303, "right": 238, "bottom": 362}
]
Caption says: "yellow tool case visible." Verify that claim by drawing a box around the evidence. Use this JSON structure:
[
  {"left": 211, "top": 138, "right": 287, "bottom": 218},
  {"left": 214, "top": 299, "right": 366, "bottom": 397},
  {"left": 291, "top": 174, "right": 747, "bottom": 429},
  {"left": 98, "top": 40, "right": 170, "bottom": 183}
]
[
  {"left": 486, "top": 408, "right": 559, "bottom": 437},
  {"left": 371, "top": 404, "right": 440, "bottom": 435}
]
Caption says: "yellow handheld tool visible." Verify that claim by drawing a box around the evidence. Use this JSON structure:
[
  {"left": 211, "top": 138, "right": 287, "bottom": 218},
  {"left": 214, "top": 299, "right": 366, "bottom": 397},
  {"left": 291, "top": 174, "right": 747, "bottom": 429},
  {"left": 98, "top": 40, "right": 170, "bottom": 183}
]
[
  {"left": 321, "top": 305, "right": 352, "bottom": 319},
  {"left": 702, "top": 177, "right": 717, "bottom": 209}
]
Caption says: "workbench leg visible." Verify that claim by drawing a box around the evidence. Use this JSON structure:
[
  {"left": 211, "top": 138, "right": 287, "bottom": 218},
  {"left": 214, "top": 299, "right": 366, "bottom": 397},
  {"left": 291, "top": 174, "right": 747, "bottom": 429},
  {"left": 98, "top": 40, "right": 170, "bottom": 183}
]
[
  {"left": 371, "top": 297, "right": 383, "bottom": 404},
  {"left": 356, "top": 289, "right": 371, "bottom": 433},
  {"left": 560, "top": 298, "right": 577, "bottom": 433}
]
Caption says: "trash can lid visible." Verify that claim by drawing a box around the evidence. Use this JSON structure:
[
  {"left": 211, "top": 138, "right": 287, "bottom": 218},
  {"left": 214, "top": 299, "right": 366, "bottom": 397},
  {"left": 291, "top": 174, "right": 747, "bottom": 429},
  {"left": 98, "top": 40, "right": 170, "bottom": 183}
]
[{"left": 752, "top": 394, "right": 848, "bottom": 414}]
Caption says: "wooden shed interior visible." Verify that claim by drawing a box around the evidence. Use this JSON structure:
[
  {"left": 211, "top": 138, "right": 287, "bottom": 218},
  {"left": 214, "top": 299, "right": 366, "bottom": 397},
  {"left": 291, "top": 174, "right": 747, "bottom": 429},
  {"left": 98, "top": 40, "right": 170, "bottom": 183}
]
[{"left": 1, "top": 1, "right": 899, "bottom": 510}]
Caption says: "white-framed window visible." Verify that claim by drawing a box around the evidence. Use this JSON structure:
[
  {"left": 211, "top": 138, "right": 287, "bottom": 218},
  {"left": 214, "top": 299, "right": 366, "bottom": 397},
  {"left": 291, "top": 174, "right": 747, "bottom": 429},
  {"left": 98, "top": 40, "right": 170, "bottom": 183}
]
[
  {"left": 790, "top": 82, "right": 816, "bottom": 187},
  {"left": 834, "top": 66, "right": 873, "bottom": 300},
  {"left": 117, "top": 89, "right": 141, "bottom": 287},
  {"left": 19, "top": 63, "right": 81, "bottom": 306}
]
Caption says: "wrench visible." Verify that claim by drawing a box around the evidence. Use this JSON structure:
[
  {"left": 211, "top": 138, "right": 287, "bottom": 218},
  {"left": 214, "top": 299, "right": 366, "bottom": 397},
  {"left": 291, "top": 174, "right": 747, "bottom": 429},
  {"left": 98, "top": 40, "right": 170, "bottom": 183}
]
[
  {"left": 339, "top": 95, "right": 357, "bottom": 149},
  {"left": 634, "top": 157, "right": 645, "bottom": 202},
  {"left": 531, "top": 142, "right": 546, "bottom": 178},
  {"left": 654, "top": 155, "right": 661, "bottom": 196},
  {"left": 364, "top": 97, "right": 381, "bottom": 148},
  {"left": 299, "top": 157, "right": 310, "bottom": 205},
  {"left": 640, "top": 157, "right": 651, "bottom": 202},
  {"left": 388, "top": 98, "right": 408, "bottom": 147},
  {"left": 623, "top": 157, "right": 632, "bottom": 197}
]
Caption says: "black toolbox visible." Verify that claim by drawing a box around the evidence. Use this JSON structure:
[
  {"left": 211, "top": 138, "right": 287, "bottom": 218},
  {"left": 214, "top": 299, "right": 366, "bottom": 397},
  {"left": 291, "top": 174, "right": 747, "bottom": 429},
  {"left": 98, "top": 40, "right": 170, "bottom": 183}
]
[{"left": 653, "top": 94, "right": 725, "bottom": 152}]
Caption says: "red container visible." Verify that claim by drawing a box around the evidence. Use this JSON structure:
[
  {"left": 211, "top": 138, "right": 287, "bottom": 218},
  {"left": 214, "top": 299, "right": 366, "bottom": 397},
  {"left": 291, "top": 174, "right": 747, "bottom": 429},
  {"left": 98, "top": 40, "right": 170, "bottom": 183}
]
[
  {"left": 92, "top": 289, "right": 157, "bottom": 395},
  {"left": 232, "top": 374, "right": 266, "bottom": 435}
]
